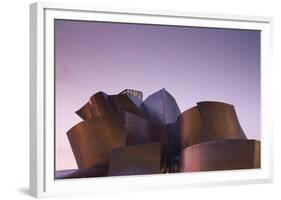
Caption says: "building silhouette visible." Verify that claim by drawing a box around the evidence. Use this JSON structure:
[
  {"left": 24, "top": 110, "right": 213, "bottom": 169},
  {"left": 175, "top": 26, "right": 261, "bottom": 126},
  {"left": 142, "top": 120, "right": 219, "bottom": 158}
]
[{"left": 56, "top": 89, "right": 260, "bottom": 179}]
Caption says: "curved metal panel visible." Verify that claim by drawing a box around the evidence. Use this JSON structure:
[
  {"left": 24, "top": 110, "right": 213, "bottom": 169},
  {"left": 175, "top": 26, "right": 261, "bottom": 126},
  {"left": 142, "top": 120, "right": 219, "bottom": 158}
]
[
  {"left": 197, "top": 101, "right": 247, "bottom": 140},
  {"left": 75, "top": 91, "right": 114, "bottom": 120},
  {"left": 67, "top": 112, "right": 159, "bottom": 169},
  {"left": 179, "top": 139, "right": 260, "bottom": 172},
  {"left": 178, "top": 106, "right": 207, "bottom": 149},
  {"left": 67, "top": 113, "right": 127, "bottom": 169}
]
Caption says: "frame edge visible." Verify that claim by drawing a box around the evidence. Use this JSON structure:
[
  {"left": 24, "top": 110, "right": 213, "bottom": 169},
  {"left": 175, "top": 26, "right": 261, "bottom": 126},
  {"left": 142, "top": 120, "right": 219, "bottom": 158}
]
[
  {"left": 30, "top": 2, "right": 274, "bottom": 197},
  {"left": 30, "top": 2, "right": 45, "bottom": 198}
]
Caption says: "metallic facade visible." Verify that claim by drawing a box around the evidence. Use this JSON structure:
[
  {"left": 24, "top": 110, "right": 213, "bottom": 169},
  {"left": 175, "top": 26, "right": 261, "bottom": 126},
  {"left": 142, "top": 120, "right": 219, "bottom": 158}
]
[
  {"left": 179, "top": 139, "right": 260, "bottom": 172},
  {"left": 179, "top": 101, "right": 247, "bottom": 150},
  {"left": 57, "top": 89, "right": 260, "bottom": 179},
  {"left": 67, "top": 111, "right": 158, "bottom": 169},
  {"left": 109, "top": 142, "right": 161, "bottom": 176}
]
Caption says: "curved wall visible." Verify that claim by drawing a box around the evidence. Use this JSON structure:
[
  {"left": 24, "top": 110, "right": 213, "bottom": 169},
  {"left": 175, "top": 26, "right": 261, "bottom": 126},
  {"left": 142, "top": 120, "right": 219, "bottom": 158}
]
[
  {"left": 179, "top": 139, "right": 260, "bottom": 172},
  {"left": 67, "top": 112, "right": 158, "bottom": 169},
  {"left": 75, "top": 91, "right": 148, "bottom": 120},
  {"left": 179, "top": 101, "right": 247, "bottom": 150},
  {"left": 197, "top": 101, "right": 247, "bottom": 140},
  {"left": 178, "top": 106, "right": 207, "bottom": 149},
  {"left": 75, "top": 91, "right": 114, "bottom": 120}
]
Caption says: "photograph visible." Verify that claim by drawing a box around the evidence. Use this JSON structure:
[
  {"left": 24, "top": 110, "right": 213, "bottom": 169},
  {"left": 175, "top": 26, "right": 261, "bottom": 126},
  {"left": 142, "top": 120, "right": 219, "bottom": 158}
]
[{"left": 54, "top": 19, "right": 261, "bottom": 179}]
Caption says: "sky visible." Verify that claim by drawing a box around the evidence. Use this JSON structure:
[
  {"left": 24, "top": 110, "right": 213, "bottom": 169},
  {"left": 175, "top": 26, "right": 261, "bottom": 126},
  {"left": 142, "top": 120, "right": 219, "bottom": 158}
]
[{"left": 55, "top": 19, "right": 260, "bottom": 170}]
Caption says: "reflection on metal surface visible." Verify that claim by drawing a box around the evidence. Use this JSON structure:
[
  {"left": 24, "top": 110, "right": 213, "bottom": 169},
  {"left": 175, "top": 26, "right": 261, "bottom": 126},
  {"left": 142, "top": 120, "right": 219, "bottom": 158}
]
[{"left": 144, "top": 88, "right": 181, "bottom": 124}]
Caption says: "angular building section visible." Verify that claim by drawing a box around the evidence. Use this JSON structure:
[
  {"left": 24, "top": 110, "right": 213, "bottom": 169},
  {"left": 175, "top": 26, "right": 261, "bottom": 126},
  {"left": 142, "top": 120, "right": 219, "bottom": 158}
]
[
  {"left": 75, "top": 91, "right": 114, "bottom": 120},
  {"left": 74, "top": 102, "right": 93, "bottom": 120},
  {"left": 57, "top": 89, "right": 260, "bottom": 179},
  {"left": 143, "top": 88, "right": 181, "bottom": 172},
  {"left": 144, "top": 88, "right": 181, "bottom": 124},
  {"left": 109, "top": 94, "right": 147, "bottom": 118}
]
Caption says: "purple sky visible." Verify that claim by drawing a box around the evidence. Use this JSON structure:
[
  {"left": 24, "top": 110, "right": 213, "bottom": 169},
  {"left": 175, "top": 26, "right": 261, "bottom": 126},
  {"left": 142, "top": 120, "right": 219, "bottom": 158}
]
[{"left": 55, "top": 19, "right": 260, "bottom": 170}]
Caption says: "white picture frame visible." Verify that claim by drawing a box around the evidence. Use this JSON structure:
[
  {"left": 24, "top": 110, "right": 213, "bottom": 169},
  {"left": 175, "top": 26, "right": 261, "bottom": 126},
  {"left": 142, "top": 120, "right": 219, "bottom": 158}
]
[{"left": 30, "top": 2, "right": 274, "bottom": 198}]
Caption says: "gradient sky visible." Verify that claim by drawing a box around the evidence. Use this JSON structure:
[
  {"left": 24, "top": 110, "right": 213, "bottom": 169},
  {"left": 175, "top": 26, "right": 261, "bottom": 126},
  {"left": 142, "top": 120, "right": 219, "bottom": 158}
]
[{"left": 55, "top": 19, "right": 260, "bottom": 170}]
